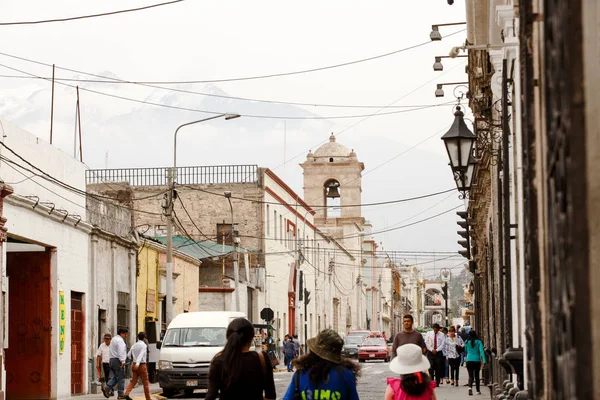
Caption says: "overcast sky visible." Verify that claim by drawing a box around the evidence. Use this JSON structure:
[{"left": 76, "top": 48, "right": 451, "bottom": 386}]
[{"left": 0, "top": 0, "right": 472, "bottom": 278}]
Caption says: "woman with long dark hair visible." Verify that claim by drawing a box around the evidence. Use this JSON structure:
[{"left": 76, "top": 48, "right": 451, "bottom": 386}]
[
  {"left": 464, "top": 330, "right": 486, "bottom": 396},
  {"left": 206, "top": 318, "right": 276, "bottom": 400},
  {"left": 282, "top": 329, "right": 360, "bottom": 400}
]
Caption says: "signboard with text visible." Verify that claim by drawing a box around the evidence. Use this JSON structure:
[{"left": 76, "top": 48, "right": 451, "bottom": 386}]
[{"left": 59, "top": 291, "right": 66, "bottom": 354}]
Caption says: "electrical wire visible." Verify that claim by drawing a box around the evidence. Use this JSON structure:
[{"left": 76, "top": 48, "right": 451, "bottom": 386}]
[
  {"left": 177, "top": 184, "right": 456, "bottom": 208},
  {"left": 0, "top": 30, "right": 465, "bottom": 84},
  {"left": 0, "top": 61, "right": 451, "bottom": 120},
  {"left": 0, "top": 0, "right": 185, "bottom": 26},
  {"left": 0, "top": 153, "right": 164, "bottom": 216},
  {"left": 176, "top": 196, "right": 217, "bottom": 242}
]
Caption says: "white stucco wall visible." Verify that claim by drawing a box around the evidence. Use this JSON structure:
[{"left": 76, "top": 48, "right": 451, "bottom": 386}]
[{"left": 1, "top": 121, "right": 93, "bottom": 399}]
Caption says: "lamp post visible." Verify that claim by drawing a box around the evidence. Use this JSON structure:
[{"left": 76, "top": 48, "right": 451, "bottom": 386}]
[
  {"left": 224, "top": 191, "right": 240, "bottom": 312},
  {"left": 165, "top": 113, "right": 240, "bottom": 325},
  {"left": 433, "top": 55, "right": 468, "bottom": 71}
]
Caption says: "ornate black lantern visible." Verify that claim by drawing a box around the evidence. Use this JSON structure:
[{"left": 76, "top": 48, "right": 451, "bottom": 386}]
[{"left": 441, "top": 106, "right": 476, "bottom": 194}]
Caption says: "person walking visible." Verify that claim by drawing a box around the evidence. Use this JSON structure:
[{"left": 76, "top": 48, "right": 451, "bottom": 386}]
[
  {"left": 385, "top": 343, "right": 437, "bottom": 400},
  {"left": 96, "top": 333, "right": 112, "bottom": 383},
  {"left": 283, "top": 335, "right": 296, "bottom": 372},
  {"left": 122, "top": 332, "right": 151, "bottom": 400},
  {"left": 102, "top": 328, "right": 128, "bottom": 399},
  {"left": 464, "top": 330, "right": 486, "bottom": 396},
  {"left": 424, "top": 324, "right": 446, "bottom": 387},
  {"left": 441, "top": 327, "right": 450, "bottom": 384},
  {"left": 391, "top": 315, "right": 427, "bottom": 358},
  {"left": 206, "top": 318, "right": 276, "bottom": 400},
  {"left": 282, "top": 329, "right": 360, "bottom": 400},
  {"left": 292, "top": 334, "right": 302, "bottom": 356},
  {"left": 445, "top": 326, "right": 464, "bottom": 386},
  {"left": 458, "top": 326, "right": 469, "bottom": 366}
]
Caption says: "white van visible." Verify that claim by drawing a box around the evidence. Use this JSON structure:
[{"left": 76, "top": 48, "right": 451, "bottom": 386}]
[{"left": 156, "top": 311, "right": 246, "bottom": 397}]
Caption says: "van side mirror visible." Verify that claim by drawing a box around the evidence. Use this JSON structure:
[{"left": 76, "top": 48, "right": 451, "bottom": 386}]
[{"left": 156, "top": 341, "right": 162, "bottom": 350}]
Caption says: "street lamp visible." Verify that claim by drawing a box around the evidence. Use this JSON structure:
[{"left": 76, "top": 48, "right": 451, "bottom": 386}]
[
  {"left": 433, "top": 55, "right": 468, "bottom": 71},
  {"left": 433, "top": 82, "right": 469, "bottom": 98},
  {"left": 441, "top": 105, "right": 476, "bottom": 197},
  {"left": 165, "top": 113, "right": 241, "bottom": 325},
  {"left": 429, "top": 22, "right": 466, "bottom": 41}
]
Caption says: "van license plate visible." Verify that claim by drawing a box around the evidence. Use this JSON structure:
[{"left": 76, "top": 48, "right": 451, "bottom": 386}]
[
  {"left": 186, "top": 380, "right": 198, "bottom": 387},
  {"left": 369, "top": 354, "right": 375, "bottom": 358}
]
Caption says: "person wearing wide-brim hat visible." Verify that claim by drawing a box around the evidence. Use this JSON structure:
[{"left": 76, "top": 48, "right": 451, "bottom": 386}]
[
  {"left": 385, "top": 344, "right": 437, "bottom": 400},
  {"left": 282, "top": 329, "right": 361, "bottom": 400}
]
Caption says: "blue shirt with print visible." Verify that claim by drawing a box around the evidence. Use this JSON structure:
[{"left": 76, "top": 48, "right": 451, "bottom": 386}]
[{"left": 283, "top": 367, "right": 359, "bottom": 400}]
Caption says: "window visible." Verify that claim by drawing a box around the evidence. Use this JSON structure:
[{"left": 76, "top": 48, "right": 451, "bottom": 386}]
[
  {"left": 117, "top": 291, "right": 130, "bottom": 333},
  {"left": 266, "top": 205, "right": 270, "bottom": 235},
  {"left": 279, "top": 215, "right": 283, "bottom": 243},
  {"left": 274, "top": 211, "right": 278, "bottom": 240},
  {"left": 217, "top": 223, "right": 235, "bottom": 245}
]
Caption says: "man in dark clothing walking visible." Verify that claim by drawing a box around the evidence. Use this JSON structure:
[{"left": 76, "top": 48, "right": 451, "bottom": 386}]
[
  {"left": 283, "top": 335, "right": 296, "bottom": 372},
  {"left": 391, "top": 314, "right": 427, "bottom": 358}
]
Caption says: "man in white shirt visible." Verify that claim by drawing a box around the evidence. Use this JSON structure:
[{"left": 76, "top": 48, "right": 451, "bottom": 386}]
[
  {"left": 96, "top": 333, "right": 112, "bottom": 382},
  {"left": 124, "top": 332, "right": 151, "bottom": 400},
  {"left": 102, "top": 328, "right": 128, "bottom": 399},
  {"left": 425, "top": 323, "right": 446, "bottom": 387}
]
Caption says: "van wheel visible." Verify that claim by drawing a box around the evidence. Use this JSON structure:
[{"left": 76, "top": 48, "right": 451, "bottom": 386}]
[
  {"left": 162, "top": 388, "right": 176, "bottom": 397},
  {"left": 359, "top": 359, "right": 365, "bottom": 363}
]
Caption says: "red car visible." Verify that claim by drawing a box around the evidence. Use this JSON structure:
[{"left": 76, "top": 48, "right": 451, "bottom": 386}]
[{"left": 358, "top": 338, "right": 390, "bottom": 362}]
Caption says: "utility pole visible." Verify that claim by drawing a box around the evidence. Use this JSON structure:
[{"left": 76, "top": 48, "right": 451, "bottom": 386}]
[
  {"left": 328, "top": 259, "right": 334, "bottom": 330},
  {"left": 165, "top": 169, "right": 174, "bottom": 326},
  {"left": 444, "top": 282, "right": 449, "bottom": 327},
  {"left": 378, "top": 274, "right": 383, "bottom": 332},
  {"left": 225, "top": 192, "right": 240, "bottom": 312}
]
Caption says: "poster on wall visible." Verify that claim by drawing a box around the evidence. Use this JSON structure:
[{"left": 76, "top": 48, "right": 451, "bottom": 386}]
[{"left": 59, "top": 290, "right": 66, "bottom": 354}]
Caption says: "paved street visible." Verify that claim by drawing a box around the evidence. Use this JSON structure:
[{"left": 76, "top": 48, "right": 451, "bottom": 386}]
[{"left": 147, "top": 360, "right": 475, "bottom": 400}]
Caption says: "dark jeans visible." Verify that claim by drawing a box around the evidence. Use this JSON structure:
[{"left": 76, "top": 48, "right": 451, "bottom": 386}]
[
  {"left": 102, "top": 363, "right": 111, "bottom": 382},
  {"left": 427, "top": 352, "right": 445, "bottom": 385},
  {"left": 285, "top": 354, "right": 294, "bottom": 371},
  {"left": 106, "top": 358, "right": 125, "bottom": 396},
  {"left": 466, "top": 361, "right": 482, "bottom": 392},
  {"left": 449, "top": 357, "right": 461, "bottom": 381}
]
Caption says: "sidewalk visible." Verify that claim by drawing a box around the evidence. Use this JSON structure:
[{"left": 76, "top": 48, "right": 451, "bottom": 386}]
[{"left": 66, "top": 382, "right": 164, "bottom": 400}]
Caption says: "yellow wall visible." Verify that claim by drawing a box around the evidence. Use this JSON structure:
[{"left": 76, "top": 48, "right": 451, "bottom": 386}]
[
  {"left": 137, "top": 244, "right": 160, "bottom": 331},
  {"left": 159, "top": 253, "right": 200, "bottom": 317}
]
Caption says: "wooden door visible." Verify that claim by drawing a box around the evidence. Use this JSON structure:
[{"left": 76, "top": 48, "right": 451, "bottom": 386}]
[
  {"left": 5, "top": 251, "right": 51, "bottom": 400},
  {"left": 71, "top": 292, "right": 84, "bottom": 394}
]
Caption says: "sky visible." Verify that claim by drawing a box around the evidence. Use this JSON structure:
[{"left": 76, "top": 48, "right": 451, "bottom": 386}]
[{"left": 0, "top": 0, "right": 473, "bottom": 278}]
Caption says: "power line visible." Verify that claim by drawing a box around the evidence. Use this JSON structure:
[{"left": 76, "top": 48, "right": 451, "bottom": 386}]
[
  {"left": 0, "top": 61, "right": 449, "bottom": 120},
  {"left": 0, "top": 30, "right": 465, "bottom": 84},
  {"left": 176, "top": 196, "right": 217, "bottom": 242},
  {"left": 177, "top": 184, "right": 456, "bottom": 208},
  {"left": 0, "top": 0, "right": 185, "bottom": 26}
]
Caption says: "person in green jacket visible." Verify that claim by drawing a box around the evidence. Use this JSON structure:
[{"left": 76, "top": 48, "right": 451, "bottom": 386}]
[{"left": 464, "top": 330, "right": 486, "bottom": 396}]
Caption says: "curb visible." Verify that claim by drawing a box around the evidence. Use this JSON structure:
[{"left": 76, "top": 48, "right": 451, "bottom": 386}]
[{"left": 132, "top": 391, "right": 165, "bottom": 400}]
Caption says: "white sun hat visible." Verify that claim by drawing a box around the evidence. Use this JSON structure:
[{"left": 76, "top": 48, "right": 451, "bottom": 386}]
[{"left": 389, "top": 344, "right": 431, "bottom": 375}]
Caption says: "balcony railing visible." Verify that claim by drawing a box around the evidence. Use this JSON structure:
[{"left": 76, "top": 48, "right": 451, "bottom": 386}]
[{"left": 86, "top": 165, "right": 259, "bottom": 186}]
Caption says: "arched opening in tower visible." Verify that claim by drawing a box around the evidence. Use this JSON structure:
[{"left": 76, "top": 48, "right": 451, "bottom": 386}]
[{"left": 323, "top": 179, "right": 341, "bottom": 218}]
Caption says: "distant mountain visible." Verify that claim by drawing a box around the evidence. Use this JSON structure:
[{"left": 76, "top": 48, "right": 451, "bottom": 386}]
[{"left": 0, "top": 72, "right": 333, "bottom": 169}]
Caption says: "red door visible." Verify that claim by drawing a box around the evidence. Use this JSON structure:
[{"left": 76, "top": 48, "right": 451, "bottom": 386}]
[
  {"left": 5, "top": 251, "right": 52, "bottom": 400},
  {"left": 71, "top": 292, "right": 84, "bottom": 394}
]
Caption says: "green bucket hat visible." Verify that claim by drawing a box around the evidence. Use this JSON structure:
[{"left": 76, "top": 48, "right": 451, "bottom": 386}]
[{"left": 307, "top": 329, "right": 344, "bottom": 364}]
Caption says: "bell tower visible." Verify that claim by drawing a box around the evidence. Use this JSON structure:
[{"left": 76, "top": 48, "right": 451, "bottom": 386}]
[{"left": 300, "top": 134, "right": 365, "bottom": 240}]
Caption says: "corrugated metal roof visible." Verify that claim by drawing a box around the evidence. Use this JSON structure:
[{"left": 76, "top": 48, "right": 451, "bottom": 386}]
[{"left": 152, "top": 236, "right": 254, "bottom": 260}]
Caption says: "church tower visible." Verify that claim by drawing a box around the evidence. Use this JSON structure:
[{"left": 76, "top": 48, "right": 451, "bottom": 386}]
[{"left": 300, "top": 134, "right": 365, "bottom": 242}]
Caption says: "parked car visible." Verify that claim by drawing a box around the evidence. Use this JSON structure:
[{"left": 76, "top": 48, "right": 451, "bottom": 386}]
[
  {"left": 347, "top": 330, "right": 371, "bottom": 340},
  {"left": 358, "top": 338, "right": 390, "bottom": 362},
  {"left": 342, "top": 336, "right": 364, "bottom": 359}
]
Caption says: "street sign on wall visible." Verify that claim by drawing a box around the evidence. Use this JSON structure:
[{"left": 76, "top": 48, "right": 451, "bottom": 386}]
[{"left": 59, "top": 291, "right": 66, "bottom": 354}]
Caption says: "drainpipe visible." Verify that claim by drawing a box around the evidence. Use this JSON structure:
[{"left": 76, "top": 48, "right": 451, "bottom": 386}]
[
  {"left": 90, "top": 233, "right": 98, "bottom": 391},
  {"left": 502, "top": 59, "right": 513, "bottom": 348}
]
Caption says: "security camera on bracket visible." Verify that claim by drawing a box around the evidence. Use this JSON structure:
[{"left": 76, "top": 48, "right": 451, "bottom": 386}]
[{"left": 447, "top": 0, "right": 454, "bottom": 4}]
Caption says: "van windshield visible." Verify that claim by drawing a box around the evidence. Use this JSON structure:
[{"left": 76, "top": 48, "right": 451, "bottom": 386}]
[{"left": 162, "top": 327, "right": 227, "bottom": 347}]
